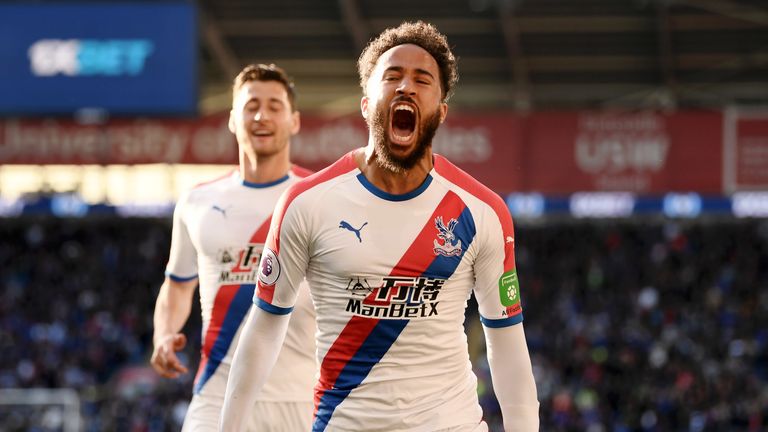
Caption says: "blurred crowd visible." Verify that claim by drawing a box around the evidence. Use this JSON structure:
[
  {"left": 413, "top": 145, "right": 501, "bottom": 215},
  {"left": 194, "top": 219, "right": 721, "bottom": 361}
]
[
  {"left": 1, "top": 216, "right": 766, "bottom": 431},
  {"left": 481, "top": 219, "right": 768, "bottom": 432},
  {"left": 0, "top": 218, "right": 195, "bottom": 431}
]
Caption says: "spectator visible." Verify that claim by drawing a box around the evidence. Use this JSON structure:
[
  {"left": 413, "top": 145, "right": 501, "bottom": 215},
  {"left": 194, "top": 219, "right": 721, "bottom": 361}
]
[{"left": 1, "top": 217, "right": 766, "bottom": 431}]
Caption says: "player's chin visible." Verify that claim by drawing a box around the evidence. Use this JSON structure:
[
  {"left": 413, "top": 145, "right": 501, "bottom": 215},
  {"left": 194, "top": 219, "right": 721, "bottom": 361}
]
[
  {"left": 247, "top": 137, "right": 274, "bottom": 150},
  {"left": 386, "top": 139, "right": 420, "bottom": 167}
]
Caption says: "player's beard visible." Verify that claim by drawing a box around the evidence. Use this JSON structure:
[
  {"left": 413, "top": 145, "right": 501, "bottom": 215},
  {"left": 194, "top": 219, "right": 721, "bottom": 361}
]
[{"left": 367, "top": 103, "right": 441, "bottom": 173}]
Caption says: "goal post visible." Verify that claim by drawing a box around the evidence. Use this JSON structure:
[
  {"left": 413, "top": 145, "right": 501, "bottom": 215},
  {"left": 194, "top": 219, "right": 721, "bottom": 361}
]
[{"left": 0, "top": 388, "right": 81, "bottom": 432}]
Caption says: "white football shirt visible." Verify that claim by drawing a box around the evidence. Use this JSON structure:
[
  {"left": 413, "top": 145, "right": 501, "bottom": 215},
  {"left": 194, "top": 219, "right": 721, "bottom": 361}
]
[
  {"left": 256, "top": 151, "right": 524, "bottom": 431},
  {"left": 166, "top": 166, "right": 316, "bottom": 401}
]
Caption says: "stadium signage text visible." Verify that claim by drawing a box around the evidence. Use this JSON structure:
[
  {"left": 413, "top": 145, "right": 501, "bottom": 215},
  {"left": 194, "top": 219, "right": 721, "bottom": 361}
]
[
  {"left": 28, "top": 39, "right": 154, "bottom": 77},
  {"left": 0, "top": 2, "right": 196, "bottom": 114},
  {"left": 3, "top": 110, "right": 763, "bottom": 194}
]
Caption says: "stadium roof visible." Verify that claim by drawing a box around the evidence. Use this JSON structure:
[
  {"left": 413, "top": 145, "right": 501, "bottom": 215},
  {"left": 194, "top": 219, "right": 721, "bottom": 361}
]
[{"left": 197, "top": 0, "right": 768, "bottom": 114}]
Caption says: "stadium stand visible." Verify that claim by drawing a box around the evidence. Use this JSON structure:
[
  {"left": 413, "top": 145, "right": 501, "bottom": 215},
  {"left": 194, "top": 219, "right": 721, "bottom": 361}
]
[{"left": 1, "top": 216, "right": 765, "bottom": 431}]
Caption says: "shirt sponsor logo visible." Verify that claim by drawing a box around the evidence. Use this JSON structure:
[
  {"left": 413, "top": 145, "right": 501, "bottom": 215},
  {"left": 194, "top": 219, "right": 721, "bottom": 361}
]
[
  {"left": 346, "top": 276, "right": 373, "bottom": 296},
  {"left": 433, "top": 216, "right": 463, "bottom": 257},
  {"left": 345, "top": 276, "right": 446, "bottom": 319},
  {"left": 218, "top": 243, "right": 263, "bottom": 283},
  {"left": 218, "top": 249, "right": 234, "bottom": 264}
]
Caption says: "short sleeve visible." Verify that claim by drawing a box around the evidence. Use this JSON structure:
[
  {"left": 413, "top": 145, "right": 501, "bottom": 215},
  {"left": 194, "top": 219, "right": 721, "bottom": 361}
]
[
  {"left": 165, "top": 192, "right": 198, "bottom": 281},
  {"left": 472, "top": 203, "right": 523, "bottom": 328},
  {"left": 254, "top": 189, "right": 310, "bottom": 315}
]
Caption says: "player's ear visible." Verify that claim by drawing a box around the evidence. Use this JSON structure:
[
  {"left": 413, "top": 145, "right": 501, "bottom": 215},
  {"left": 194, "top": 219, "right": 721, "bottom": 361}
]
[
  {"left": 228, "top": 110, "right": 236, "bottom": 133},
  {"left": 291, "top": 110, "right": 301, "bottom": 135},
  {"left": 360, "top": 96, "right": 369, "bottom": 120},
  {"left": 439, "top": 102, "right": 448, "bottom": 124}
]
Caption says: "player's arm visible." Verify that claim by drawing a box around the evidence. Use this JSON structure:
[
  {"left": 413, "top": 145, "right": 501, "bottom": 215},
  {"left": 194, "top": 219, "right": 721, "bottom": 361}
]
[
  {"left": 220, "top": 307, "right": 291, "bottom": 430},
  {"left": 151, "top": 191, "right": 198, "bottom": 378},
  {"left": 151, "top": 276, "right": 197, "bottom": 378},
  {"left": 483, "top": 323, "right": 539, "bottom": 431},
  {"left": 473, "top": 202, "right": 539, "bottom": 431}
]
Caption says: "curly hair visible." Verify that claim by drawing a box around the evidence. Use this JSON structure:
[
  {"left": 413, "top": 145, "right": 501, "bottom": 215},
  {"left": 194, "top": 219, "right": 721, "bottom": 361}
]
[
  {"left": 232, "top": 63, "right": 297, "bottom": 111},
  {"left": 357, "top": 21, "right": 459, "bottom": 102}
]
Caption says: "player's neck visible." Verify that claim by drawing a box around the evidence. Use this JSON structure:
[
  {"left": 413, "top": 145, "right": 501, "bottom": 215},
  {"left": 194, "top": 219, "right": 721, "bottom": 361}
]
[
  {"left": 239, "top": 150, "right": 292, "bottom": 184},
  {"left": 356, "top": 146, "right": 433, "bottom": 195}
]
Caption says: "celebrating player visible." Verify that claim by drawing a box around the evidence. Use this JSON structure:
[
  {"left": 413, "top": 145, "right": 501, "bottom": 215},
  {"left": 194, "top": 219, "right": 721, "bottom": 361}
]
[
  {"left": 151, "top": 64, "right": 316, "bottom": 431},
  {"left": 222, "top": 22, "right": 539, "bottom": 431}
]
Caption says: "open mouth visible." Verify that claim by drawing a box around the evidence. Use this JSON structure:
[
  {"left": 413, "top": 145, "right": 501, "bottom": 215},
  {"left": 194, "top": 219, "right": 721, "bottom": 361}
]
[
  {"left": 252, "top": 129, "right": 274, "bottom": 137},
  {"left": 390, "top": 103, "right": 417, "bottom": 144}
]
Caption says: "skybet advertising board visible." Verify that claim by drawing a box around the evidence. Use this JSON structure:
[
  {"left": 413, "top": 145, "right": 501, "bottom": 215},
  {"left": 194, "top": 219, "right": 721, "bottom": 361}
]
[{"left": 0, "top": 2, "right": 197, "bottom": 116}]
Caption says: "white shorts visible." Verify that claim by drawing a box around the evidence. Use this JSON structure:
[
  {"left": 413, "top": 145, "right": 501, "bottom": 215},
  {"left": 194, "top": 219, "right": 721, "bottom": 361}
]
[{"left": 182, "top": 367, "right": 313, "bottom": 431}]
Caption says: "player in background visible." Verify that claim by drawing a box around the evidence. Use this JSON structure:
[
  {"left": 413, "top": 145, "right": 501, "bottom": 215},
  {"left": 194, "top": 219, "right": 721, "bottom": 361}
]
[
  {"left": 221, "top": 22, "right": 539, "bottom": 431},
  {"left": 151, "top": 64, "right": 316, "bottom": 431}
]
